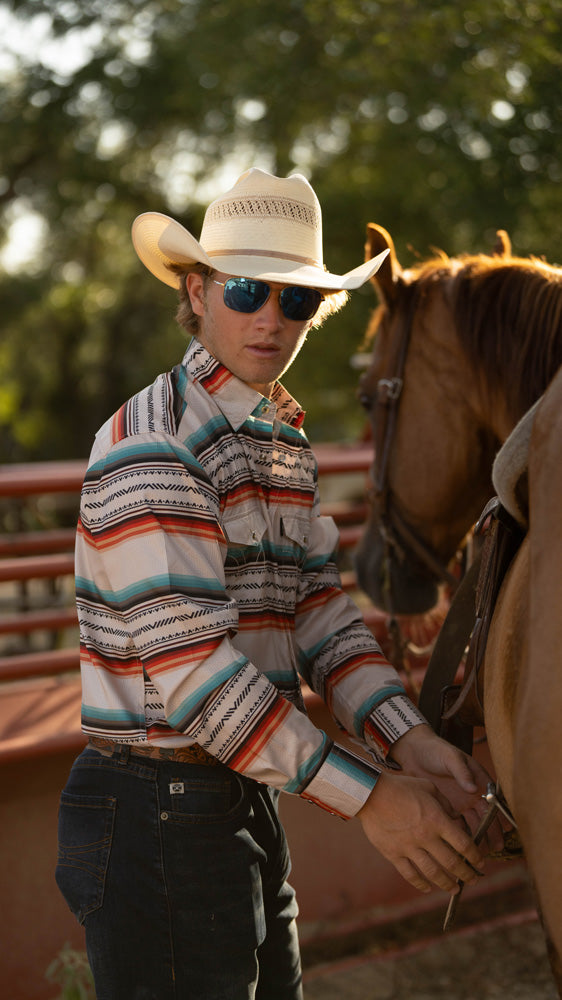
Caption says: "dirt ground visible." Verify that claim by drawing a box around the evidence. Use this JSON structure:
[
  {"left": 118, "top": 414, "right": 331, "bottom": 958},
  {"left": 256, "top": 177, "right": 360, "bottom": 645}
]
[{"left": 301, "top": 879, "right": 559, "bottom": 1000}]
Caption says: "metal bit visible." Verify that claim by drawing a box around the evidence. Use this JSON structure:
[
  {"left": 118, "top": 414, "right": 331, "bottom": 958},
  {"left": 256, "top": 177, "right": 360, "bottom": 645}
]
[
  {"left": 442, "top": 793, "right": 500, "bottom": 931},
  {"left": 484, "top": 782, "right": 517, "bottom": 828}
]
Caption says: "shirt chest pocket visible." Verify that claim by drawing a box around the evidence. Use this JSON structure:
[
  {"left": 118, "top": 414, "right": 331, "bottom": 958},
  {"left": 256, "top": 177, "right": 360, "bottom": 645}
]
[
  {"left": 222, "top": 509, "right": 267, "bottom": 566},
  {"left": 280, "top": 515, "right": 311, "bottom": 567}
]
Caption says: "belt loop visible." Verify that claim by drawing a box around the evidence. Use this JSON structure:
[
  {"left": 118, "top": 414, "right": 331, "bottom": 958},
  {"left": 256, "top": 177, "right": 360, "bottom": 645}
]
[{"left": 116, "top": 744, "right": 131, "bottom": 765}]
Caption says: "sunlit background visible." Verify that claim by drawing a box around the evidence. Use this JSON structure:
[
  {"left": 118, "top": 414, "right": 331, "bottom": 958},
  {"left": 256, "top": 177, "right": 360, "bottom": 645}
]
[{"left": 1, "top": 0, "right": 560, "bottom": 461}]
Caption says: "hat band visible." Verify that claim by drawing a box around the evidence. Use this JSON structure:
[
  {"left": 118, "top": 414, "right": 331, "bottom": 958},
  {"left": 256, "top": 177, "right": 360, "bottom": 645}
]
[{"left": 206, "top": 247, "right": 322, "bottom": 268}]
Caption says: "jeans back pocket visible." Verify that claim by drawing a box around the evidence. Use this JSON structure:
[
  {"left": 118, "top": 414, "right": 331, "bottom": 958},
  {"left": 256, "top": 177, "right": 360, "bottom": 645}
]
[{"left": 55, "top": 791, "right": 116, "bottom": 925}]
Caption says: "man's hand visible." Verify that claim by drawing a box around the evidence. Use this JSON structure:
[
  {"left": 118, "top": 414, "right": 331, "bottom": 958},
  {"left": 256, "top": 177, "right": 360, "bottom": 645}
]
[
  {"left": 357, "top": 770, "right": 485, "bottom": 894},
  {"left": 388, "top": 724, "right": 505, "bottom": 853}
]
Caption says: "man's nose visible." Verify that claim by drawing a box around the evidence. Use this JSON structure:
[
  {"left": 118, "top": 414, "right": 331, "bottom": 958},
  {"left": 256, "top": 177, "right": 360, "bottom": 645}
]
[{"left": 256, "top": 290, "right": 284, "bottom": 325}]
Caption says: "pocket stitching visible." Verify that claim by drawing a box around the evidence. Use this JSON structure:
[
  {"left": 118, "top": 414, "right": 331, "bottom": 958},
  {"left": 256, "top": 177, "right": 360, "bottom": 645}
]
[{"left": 56, "top": 794, "right": 116, "bottom": 923}]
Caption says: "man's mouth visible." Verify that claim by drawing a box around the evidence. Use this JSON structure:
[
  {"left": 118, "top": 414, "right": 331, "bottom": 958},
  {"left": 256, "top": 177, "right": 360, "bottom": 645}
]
[{"left": 247, "top": 343, "right": 281, "bottom": 357}]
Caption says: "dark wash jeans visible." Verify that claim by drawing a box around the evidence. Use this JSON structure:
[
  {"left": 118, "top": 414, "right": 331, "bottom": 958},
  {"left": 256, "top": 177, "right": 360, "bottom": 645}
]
[{"left": 55, "top": 746, "right": 303, "bottom": 1000}]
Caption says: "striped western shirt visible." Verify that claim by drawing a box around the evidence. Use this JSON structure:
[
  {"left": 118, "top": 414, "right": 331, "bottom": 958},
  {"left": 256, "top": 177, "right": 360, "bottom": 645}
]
[{"left": 76, "top": 340, "right": 425, "bottom": 818}]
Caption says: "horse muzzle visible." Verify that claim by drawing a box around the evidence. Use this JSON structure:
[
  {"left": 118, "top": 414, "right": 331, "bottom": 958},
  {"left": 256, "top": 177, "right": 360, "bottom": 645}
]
[{"left": 354, "top": 521, "right": 440, "bottom": 615}]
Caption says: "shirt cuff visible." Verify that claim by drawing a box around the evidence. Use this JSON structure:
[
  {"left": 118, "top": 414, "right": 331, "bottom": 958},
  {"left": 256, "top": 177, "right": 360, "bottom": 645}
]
[
  {"left": 364, "top": 693, "right": 428, "bottom": 760},
  {"left": 300, "top": 742, "right": 380, "bottom": 819}
]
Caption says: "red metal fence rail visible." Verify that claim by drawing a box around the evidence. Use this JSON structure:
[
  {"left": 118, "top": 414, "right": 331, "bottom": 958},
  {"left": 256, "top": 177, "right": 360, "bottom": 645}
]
[
  {"left": 0, "top": 443, "right": 433, "bottom": 762},
  {"left": 0, "top": 444, "right": 396, "bottom": 758},
  {"left": 0, "top": 445, "right": 376, "bottom": 674}
]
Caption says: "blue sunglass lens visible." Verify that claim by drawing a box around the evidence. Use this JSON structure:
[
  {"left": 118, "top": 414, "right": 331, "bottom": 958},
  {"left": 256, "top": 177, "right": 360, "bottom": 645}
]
[
  {"left": 221, "top": 278, "right": 323, "bottom": 321},
  {"left": 223, "top": 278, "right": 270, "bottom": 313},
  {"left": 280, "top": 286, "right": 323, "bottom": 321}
]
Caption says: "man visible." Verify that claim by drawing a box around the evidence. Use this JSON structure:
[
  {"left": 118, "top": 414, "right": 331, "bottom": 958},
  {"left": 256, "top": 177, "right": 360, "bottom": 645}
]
[{"left": 56, "top": 169, "right": 499, "bottom": 1000}]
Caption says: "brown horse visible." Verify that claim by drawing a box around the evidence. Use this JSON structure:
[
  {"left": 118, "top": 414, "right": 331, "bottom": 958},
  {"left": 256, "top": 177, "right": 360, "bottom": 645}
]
[{"left": 354, "top": 225, "right": 562, "bottom": 987}]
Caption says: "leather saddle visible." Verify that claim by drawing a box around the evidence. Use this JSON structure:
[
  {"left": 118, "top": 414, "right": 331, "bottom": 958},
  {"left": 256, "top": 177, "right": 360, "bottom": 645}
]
[{"left": 417, "top": 399, "right": 538, "bottom": 753}]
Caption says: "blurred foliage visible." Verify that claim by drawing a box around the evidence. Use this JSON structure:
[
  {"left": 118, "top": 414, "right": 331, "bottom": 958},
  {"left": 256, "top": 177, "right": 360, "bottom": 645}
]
[
  {"left": 45, "top": 943, "right": 95, "bottom": 999},
  {"left": 1, "top": 0, "right": 561, "bottom": 459}
]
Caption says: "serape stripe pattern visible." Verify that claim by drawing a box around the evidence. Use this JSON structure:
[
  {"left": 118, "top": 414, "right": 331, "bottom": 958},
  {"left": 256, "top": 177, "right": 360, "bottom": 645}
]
[{"left": 76, "top": 341, "right": 425, "bottom": 818}]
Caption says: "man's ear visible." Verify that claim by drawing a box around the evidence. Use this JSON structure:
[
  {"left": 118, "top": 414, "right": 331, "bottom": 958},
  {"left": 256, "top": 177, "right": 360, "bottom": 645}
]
[{"left": 185, "top": 272, "right": 206, "bottom": 316}]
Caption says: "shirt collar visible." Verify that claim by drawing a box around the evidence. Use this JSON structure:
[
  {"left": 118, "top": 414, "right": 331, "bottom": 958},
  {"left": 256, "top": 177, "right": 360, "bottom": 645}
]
[{"left": 181, "top": 340, "right": 306, "bottom": 431}]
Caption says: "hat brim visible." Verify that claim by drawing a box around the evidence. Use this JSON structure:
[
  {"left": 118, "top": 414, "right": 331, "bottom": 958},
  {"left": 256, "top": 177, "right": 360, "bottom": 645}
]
[{"left": 132, "top": 212, "right": 389, "bottom": 292}]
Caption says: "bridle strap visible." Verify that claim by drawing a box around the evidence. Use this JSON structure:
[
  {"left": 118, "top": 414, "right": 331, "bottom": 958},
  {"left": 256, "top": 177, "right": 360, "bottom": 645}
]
[
  {"left": 386, "top": 501, "right": 460, "bottom": 591},
  {"left": 373, "top": 285, "right": 416, "bottom": 497},
  {"left": 372, "top": 283, "right": 459, "bottom": 599}
]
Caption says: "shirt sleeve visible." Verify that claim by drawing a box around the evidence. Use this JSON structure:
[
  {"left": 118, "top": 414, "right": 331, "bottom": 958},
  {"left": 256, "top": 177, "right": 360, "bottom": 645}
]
[
  {"left": 76, "top": 432, "right": 381, "bottom": 819},
  {"left": 294, "top": 510, "right": 427, "bottom": 764}
]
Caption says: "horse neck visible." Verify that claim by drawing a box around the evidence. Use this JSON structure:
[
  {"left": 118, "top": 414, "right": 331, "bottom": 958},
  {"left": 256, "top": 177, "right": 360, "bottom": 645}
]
[
  {"left": 473, "top": 377, "right": 519, "bottom": 444},
  {"left": 409, "top": 274, "right": 509, "bottom": 446},
  {"left": 450, "top": 255, "right": 562, "bottom": 442}
]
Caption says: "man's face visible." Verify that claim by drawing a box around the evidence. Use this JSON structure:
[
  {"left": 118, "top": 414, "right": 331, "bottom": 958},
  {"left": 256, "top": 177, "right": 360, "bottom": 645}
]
[{"left": 186, "top": 272, "right": 313, "bottom": 398}]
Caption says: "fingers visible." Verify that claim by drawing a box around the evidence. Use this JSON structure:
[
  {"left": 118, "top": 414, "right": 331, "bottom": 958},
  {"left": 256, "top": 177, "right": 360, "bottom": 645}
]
[
  {"left": 461, "top": 754, "right": 496, "bottom": 793},
  {"left": 442, "top": 747, "right": 479, "bottom": 793},
  {"left": 393, "top": 841, "right": 481, "bottom": 895},
  {"left": 404, "top": 816, "right": 485, "bottom": 891},
  {"left": 431, "top": 782, "right": 463, "bottom": 819},
  {"left": 392, "top": 857, "right": 434, "bottom": 894},
  {"left": 358, "top": 773, "right": 490, "bottom": 894},
  {"left": 413, "top": 796, "right": 486, "bottom": 884},
  {"left": 463, "top": 803, "right": 506, "bottom": 855},
  {"left": 433, "top": 837, "right": 484, "bottom": 886},
  {"left": 411, "top": 749, "right": 506, "bottom": 855},
  {"left": 440, "top": 819, "right": 486, "bottom": 874}
]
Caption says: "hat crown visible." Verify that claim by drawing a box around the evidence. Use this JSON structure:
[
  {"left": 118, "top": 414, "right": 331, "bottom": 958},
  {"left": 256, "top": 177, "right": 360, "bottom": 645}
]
[
  {"left": 131, "top": 168, "right": 390, "bottom": 292},
  {"left": 200, "top": 169, "right": 323, "bottom": 269}
]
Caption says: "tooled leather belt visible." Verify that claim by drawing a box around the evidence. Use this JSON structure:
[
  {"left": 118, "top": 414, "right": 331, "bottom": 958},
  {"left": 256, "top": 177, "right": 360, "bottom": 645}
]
[{"left": 88, "top": 735, "right": 221, "bottom": 766}]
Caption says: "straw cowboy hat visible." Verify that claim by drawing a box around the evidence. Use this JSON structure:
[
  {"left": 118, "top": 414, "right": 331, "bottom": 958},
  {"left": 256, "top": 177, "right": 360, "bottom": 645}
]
[{"left": 132, "top": 168, "right": 389, "bottom": 292}]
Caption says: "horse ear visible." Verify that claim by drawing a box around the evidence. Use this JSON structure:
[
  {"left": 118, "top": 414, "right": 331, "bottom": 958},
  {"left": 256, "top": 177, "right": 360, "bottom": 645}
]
[
  {"left": 493, "top": 230, "right": 512, "bottom": 257},
  {"left": 365, "top": 223, "right": 402, "bottom": 304}
]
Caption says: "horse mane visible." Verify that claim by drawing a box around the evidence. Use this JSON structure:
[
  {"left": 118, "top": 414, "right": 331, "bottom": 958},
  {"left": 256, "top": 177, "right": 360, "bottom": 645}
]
[{"left": 411, "top": 253, "right": 562, "bottom": 422}]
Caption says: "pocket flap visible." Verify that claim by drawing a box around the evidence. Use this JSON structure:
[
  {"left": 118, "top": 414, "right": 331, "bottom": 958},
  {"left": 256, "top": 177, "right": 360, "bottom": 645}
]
[
  {"left": 223, "top": 510, "right": 267, "bottom": 546},
  {"left": 281, "top": 515, "right": 311, "bottom": 548}
]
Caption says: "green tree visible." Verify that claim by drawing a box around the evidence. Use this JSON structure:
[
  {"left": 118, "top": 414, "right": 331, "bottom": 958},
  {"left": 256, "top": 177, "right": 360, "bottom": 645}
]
[{"left": 1, "top": 0, "right": 560, "bottom": 459}]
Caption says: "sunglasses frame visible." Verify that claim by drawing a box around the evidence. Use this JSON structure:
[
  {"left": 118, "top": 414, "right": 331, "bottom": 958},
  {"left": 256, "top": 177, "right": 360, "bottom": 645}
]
[{"left": 212, "top": 277, "right": 324, "bottom": 322}]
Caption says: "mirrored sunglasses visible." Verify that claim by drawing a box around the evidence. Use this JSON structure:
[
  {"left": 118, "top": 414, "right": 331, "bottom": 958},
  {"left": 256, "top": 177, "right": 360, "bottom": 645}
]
[{"left": 213, "top": 277, "right": 324, "bottom": 321}]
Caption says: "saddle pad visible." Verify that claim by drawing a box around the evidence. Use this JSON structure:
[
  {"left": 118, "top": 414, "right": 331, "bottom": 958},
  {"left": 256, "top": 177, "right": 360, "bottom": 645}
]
[{"left": 492, "top": 396, "right": 542, "bottom": 528}]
